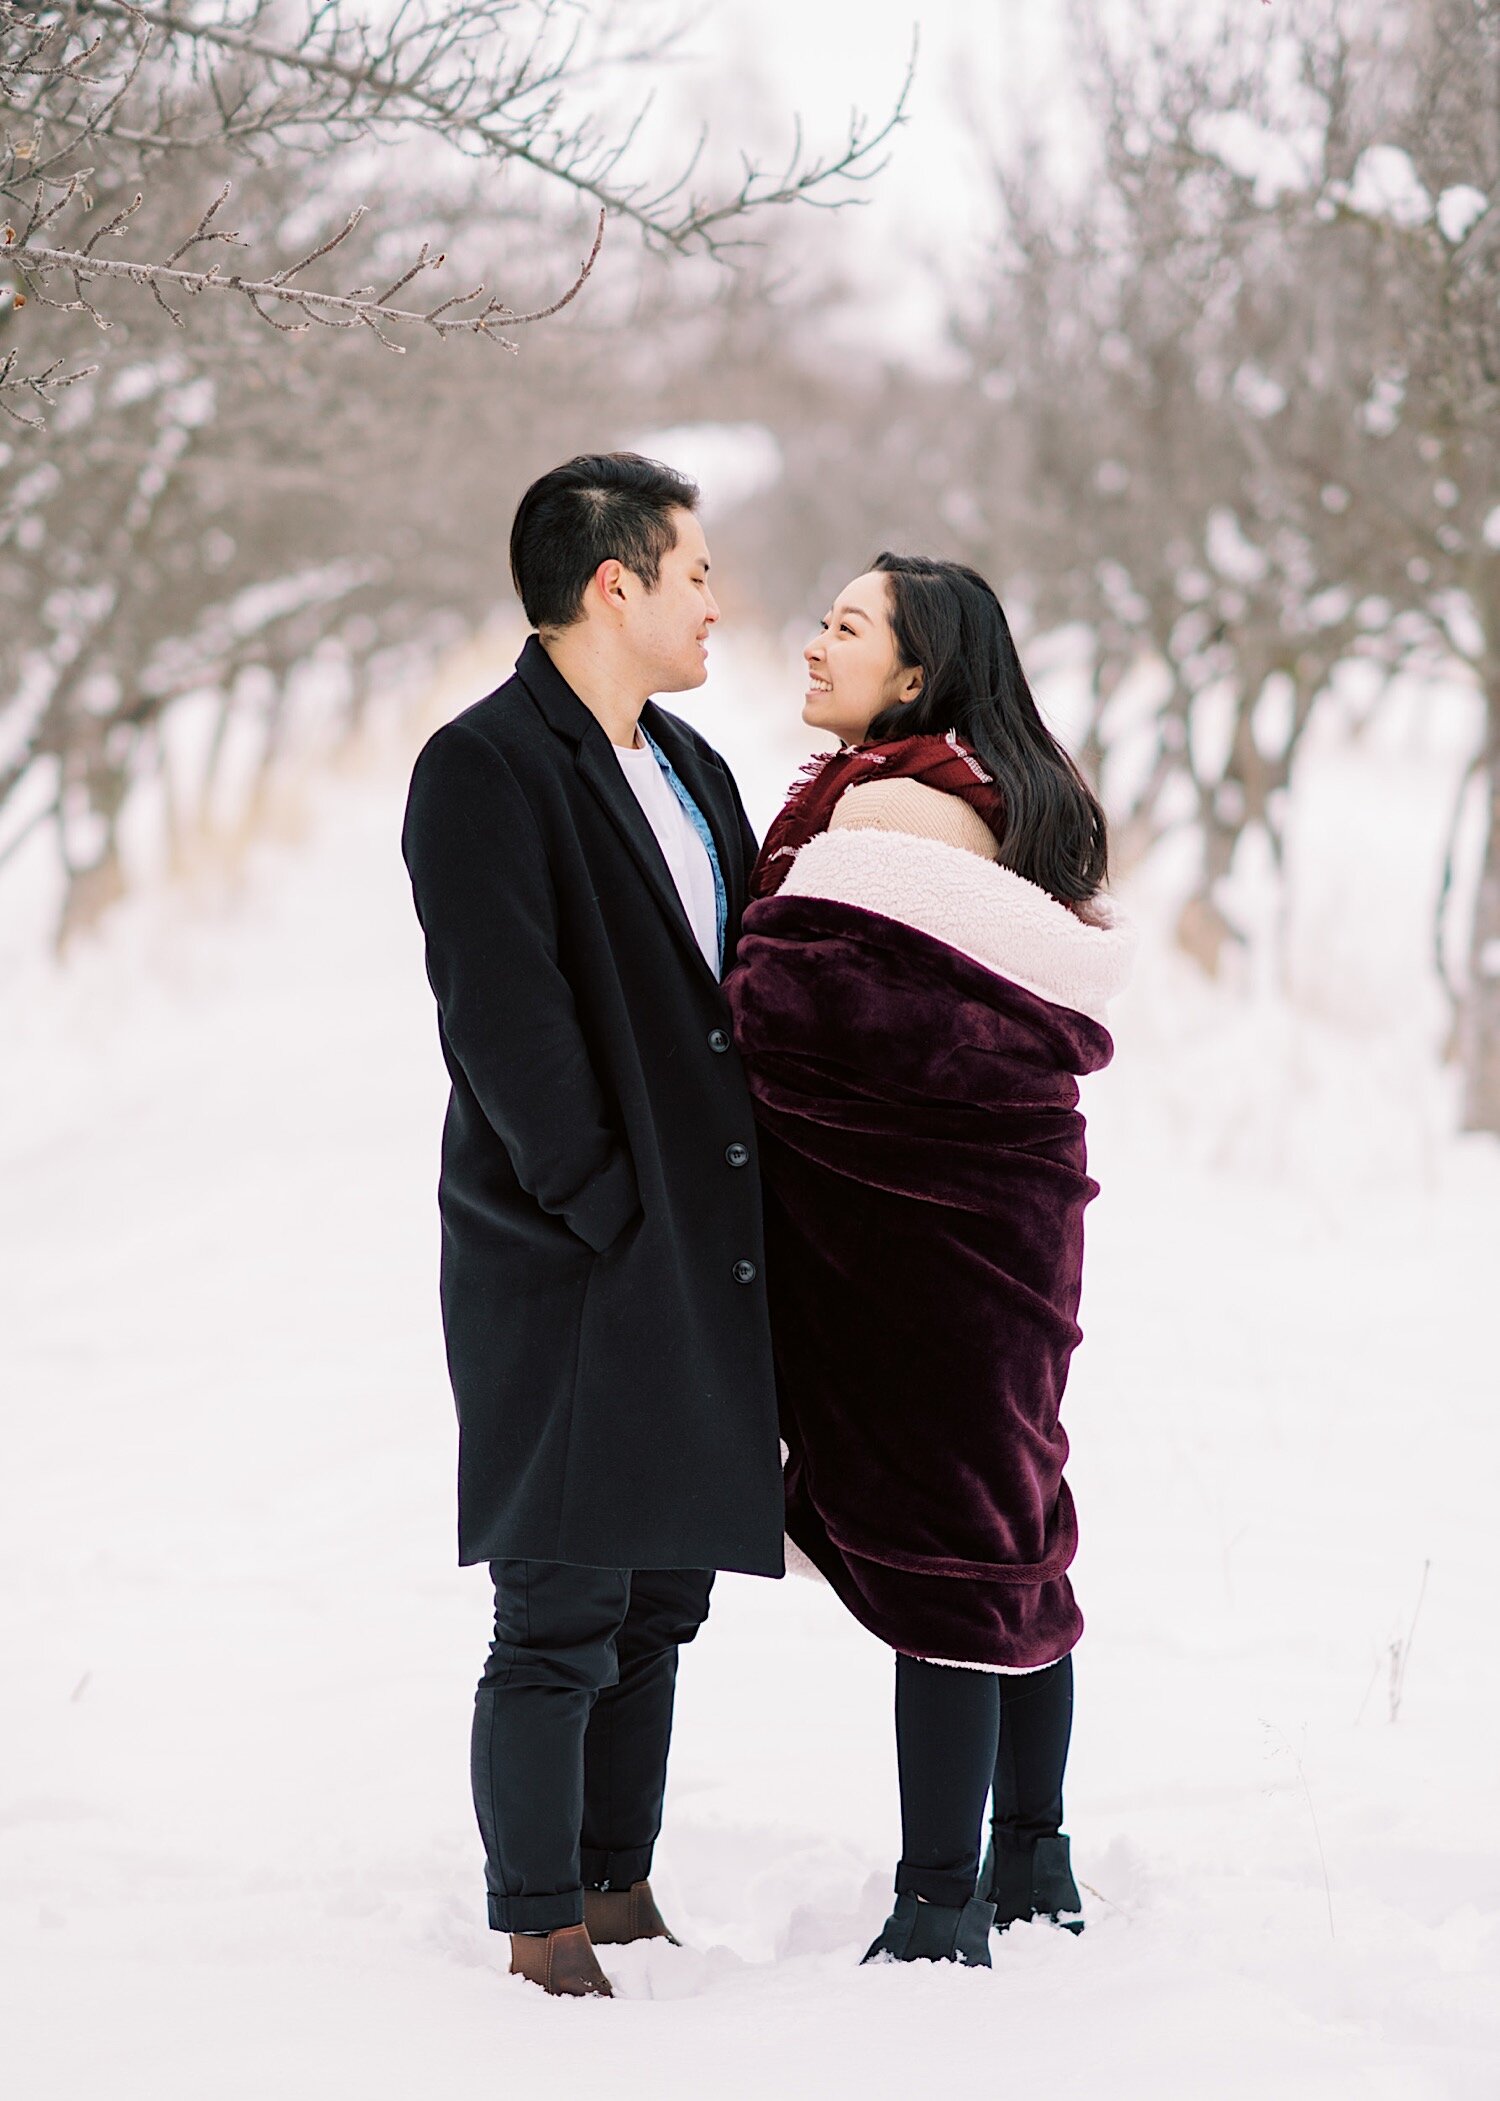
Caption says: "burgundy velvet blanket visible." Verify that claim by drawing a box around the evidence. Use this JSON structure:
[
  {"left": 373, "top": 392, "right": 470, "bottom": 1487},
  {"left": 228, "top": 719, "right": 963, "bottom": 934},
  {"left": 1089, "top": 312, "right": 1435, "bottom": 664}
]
[{"left": 724, "top": 827, "right": 1128, "bottom": 1671}]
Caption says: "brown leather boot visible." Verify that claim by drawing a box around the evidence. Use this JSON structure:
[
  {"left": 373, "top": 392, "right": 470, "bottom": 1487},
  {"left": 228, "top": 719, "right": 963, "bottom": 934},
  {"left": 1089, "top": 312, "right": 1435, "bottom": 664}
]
[
  {"left": 508, "top": 1924, "right": 613, "bottom": 1997},
  {"left": 583, "top": 1880, "right": 680, "bottom": 1947}
]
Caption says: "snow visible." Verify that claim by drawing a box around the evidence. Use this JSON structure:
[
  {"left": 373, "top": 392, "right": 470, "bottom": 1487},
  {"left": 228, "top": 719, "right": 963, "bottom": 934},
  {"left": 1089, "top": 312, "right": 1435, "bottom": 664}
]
[
  {"left": 629, "top": 425, "right": 786, "bottom": 517},
  {"left": 1190, "top": 109, "right": 1323, "bottom": 207},
  {"left": 3, "top": 635, "right": 1498, "bottom": 2099},
  {"left": 1206, "top": 506, "right": 1272, "bottom": 587},
  {"left": 1346, "top": 147, "right": 1434, "bottom": 230},
  {"left": 1437, "top": 186, "right": 1488, "bottom": 245},
  {"left": 1230, "top": 362, "right": 1288, "bottom": 422}
]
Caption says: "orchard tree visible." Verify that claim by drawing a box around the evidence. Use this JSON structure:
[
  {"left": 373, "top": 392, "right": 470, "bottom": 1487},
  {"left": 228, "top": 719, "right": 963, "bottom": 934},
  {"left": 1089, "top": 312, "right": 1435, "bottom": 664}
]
[
  {"left": 0, "top": 0, "right": 909, "bottom": 937},
  {"left": 1, "top": 0, "right": 905, "bottom": 399},
  {"left": 943, "top": 0, "right": 1499, "bottom": 1125}
]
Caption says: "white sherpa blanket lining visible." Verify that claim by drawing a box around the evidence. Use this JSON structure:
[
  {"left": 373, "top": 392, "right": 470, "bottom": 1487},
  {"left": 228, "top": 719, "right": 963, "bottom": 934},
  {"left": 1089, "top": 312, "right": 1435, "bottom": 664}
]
[{"left": 779, "top": 826, "right": 1134, "bottom": 1026}]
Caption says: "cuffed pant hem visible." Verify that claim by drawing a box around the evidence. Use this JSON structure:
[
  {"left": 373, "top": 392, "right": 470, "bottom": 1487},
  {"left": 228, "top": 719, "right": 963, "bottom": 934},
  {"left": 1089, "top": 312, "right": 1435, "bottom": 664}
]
[
  {"left": 895, "top": 1862, "right": 980, "bottom": 1909},
  {"left": 990, "top": 1818, "right": 1063, "bottom": 1847},
  {"left": 580, "top": 1843, "right": 654, "bottom": 1891},
  {"left": 486, "top": 1888, "right": 584, "bottom": 1934}
]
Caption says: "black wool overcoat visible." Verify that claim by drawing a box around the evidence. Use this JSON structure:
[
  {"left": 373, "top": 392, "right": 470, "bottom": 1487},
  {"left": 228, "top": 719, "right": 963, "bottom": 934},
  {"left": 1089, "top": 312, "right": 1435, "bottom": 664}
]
[{"left": 401, "top": 636, "right": 785, "bottom": 1576}]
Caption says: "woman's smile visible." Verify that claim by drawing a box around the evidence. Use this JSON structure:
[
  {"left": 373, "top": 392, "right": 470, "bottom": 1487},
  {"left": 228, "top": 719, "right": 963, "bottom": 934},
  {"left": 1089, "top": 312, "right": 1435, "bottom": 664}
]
[{"left": 799, "top": 571, "right": 927, "bottom": 741}]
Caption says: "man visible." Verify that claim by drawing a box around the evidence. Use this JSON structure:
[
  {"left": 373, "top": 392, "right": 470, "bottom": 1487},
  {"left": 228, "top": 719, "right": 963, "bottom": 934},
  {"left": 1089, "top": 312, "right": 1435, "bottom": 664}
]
[{"left": 401, "top": 453, "right": 784, "bottom": 1999}]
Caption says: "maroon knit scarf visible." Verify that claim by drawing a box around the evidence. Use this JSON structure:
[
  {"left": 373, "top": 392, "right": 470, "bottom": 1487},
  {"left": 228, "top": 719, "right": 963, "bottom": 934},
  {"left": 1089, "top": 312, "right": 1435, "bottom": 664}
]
[{"left": 750, "top": 731, "right": 1007, "bottom": 900}]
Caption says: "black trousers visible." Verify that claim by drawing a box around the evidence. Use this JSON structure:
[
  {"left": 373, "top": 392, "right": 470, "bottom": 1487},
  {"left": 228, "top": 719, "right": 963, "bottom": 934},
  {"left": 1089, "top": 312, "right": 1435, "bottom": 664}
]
[
  {"left": 894, "top": 1652, "right": 1074, "bottom": 1908},
  {"left": 472, "top": 1559, "right": 714, "bottom": 1933}
]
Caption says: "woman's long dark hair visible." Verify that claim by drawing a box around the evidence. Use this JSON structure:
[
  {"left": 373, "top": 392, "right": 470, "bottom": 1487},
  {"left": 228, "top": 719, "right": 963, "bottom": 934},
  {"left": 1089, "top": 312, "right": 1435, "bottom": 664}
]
[{"left": 864, "top": 553, "right": 1108, "bottom": 904}]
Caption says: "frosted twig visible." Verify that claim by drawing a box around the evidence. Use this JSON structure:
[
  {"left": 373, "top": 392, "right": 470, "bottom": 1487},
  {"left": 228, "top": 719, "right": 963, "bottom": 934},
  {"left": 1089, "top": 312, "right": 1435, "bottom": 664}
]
[
  {"left": 3, "top": 204, "right": 606, "bottom": 345},
  {"left": 1263, "top": 1723, "right": 1335, "bottom": 1940},
  {"left": 31, "top": 0, "right": 912, "bottom": 257},
  {"left": 164, "top": 184, "right": 243, "bottom": 266},
  {"left": 1387, "top": 1558, "right": 1431, "bottom": 1724},
  {"left": 1078, "top": 1879, "right": 1127, "bottom": 1917},
  {"left": 0, "top": 346, "right": 99, "bottom": 425}
]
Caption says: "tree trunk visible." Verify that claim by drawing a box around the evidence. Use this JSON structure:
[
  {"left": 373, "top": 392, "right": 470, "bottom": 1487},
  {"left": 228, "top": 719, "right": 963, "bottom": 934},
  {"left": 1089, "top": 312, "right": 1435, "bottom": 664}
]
[
  {"left": 56, "top": 833, "right": 126, "bottom": 951},
  {"left": 1459, "top": 703, "right": 1500, "bottom": 1134},
  {"left": 1175, "top": 802, "right": 1245, "bottom": 978}
]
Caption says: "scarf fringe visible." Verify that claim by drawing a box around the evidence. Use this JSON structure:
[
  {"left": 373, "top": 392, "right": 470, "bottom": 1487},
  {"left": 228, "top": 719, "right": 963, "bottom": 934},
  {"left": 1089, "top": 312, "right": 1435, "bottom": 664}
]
[{"left": 752, "top": 734, "right": 1003, "bottom": 900}]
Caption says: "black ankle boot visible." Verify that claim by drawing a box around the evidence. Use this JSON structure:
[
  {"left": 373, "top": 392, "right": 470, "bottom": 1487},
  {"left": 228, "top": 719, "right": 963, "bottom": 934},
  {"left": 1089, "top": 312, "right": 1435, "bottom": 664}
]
[
  {"left": 981, "top": 1831, "right": 1084, "bottom": 1934},
  {"left": 861, "top": 1891, "right": 995, "bottom": 1967}
]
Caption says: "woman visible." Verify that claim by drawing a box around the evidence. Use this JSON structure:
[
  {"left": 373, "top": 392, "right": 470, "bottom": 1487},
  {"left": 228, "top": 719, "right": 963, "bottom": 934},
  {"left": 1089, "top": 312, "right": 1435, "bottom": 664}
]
[{"left": 723, "top": 554, "right": 1133, "bottom": 1968}]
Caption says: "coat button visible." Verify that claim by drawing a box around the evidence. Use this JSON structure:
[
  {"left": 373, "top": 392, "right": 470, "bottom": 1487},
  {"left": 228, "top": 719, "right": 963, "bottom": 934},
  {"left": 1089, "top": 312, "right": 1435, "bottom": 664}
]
[
  {"left": 708, "top": 1027, "right": 731, "bottom": 1053},
  {"left": 725, "top": 1142, "right": 750, "bottom": 1168},
  {"left": 732, "top": 1259, "right": 757, "bottom": 1285}
]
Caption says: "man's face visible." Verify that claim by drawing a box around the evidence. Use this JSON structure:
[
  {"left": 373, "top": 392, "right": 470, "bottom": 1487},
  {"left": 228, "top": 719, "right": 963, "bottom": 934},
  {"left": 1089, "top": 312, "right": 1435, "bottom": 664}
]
[{"left": 624, "top": 508, "right": 720, "bottom": 693}]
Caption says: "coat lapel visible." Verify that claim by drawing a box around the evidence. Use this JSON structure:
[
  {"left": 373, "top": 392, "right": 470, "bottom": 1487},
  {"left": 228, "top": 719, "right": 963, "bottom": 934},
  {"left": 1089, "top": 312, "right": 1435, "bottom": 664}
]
[{"left": 513, "top": 638, "right": 724, "bottom": 985}]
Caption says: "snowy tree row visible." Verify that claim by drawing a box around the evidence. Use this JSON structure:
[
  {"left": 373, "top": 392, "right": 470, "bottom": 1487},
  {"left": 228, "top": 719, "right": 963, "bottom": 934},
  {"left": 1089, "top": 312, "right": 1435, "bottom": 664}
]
[
  {"left": 700, "top": 0, "right": 1500, "bottom": 1131},
  {"left": 0, "top": 0, "right": 902, "bottom": 934},
  {"left": 3, "top": 0, "right": 1498, "bottom": 1132}
]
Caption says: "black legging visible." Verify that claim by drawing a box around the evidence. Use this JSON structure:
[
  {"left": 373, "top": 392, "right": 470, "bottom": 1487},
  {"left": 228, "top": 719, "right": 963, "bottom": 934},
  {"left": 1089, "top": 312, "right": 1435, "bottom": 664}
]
[{"left": 894, "top": 1652, "right": 1074, "bottom": 1908}]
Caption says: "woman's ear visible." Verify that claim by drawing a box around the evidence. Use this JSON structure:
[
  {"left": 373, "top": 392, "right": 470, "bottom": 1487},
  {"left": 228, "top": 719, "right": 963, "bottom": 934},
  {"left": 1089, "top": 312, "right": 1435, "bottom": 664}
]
[{"left": 896, "top": 665, "right": 924, "bottom": 705}]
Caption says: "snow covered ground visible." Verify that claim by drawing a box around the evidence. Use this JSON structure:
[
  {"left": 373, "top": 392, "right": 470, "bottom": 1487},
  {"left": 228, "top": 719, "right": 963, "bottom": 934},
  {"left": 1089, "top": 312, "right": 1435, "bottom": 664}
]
[{"left": 3, "top": 636, "right": 1497, "bottom": 2100}]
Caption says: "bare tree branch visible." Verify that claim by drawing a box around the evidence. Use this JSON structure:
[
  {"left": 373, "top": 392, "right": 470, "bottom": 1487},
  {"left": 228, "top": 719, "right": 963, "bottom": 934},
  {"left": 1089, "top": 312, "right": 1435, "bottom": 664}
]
[
  {"left": 0, "top": 344, "right": 99, "bottom": 425},
  {"left": 4, "top": 0, "right": 911, "bottom": 257},
  {"left": 6, "top": 201, "right": 607, "bottom": 345},
  {"left": 0, "top": 0, "right": 912, "bottom": 941}
]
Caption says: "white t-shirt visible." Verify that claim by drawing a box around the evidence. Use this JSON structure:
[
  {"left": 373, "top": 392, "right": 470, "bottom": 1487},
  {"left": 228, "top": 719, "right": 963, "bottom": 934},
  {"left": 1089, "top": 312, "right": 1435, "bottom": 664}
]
[{"left": 612, "top": 735, "right": 719, "bottom": 972}]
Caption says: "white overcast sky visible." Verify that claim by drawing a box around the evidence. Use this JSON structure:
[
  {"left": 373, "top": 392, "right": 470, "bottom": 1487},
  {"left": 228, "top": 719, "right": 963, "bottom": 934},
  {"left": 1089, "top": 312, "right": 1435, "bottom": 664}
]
[{"left": 664, "top": 0, "right": 1086, "bottom": 353}]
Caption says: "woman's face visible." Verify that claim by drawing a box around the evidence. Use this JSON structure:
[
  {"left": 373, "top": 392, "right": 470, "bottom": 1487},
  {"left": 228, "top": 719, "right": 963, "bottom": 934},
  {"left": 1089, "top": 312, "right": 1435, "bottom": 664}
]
[{"left": 803, "top": 570, "right": 923, "bottom": 743}]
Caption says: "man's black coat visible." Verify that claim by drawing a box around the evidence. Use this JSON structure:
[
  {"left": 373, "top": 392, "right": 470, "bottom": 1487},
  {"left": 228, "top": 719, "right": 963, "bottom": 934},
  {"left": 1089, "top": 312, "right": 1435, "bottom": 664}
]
[{"left": 402, "top": 636, "right": 785, "bottom": 1576}]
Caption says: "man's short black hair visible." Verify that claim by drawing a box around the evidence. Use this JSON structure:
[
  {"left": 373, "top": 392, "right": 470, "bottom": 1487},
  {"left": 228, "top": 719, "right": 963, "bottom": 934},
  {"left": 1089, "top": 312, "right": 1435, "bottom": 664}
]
[{"left": 509, "top": 452, "right": 701, "bottom": 631}]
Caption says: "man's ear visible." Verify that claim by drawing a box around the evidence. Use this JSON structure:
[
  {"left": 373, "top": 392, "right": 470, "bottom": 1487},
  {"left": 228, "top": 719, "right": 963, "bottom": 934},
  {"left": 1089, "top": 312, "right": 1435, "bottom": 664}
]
[{"left": 593, "top": 558, "right": 630, "bottom": 612}]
